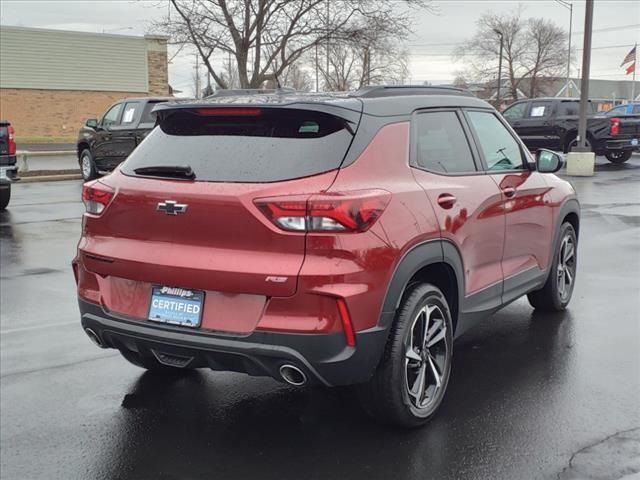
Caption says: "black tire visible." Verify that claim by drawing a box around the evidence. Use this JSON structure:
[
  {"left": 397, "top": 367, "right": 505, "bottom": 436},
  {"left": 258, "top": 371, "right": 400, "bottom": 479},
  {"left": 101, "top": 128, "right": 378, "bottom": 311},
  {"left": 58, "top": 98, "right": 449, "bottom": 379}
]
[
  {"left": 119, "top": 348, "right": 195, "bottom": 374},
  {"left": 358, "top": 283, "right": 453, "bottom": 428},
  {"left": 528, "top": 222, "right": 577, "bottom": 312},
  {"left": 80, "top": 149, "right": 98, "bottom": 181},
  {"left": 0, "top": 185, "right": 10, "bottom": 211},
  {"left": 605, "top": 150, "right": 632, "bottom": 164}
]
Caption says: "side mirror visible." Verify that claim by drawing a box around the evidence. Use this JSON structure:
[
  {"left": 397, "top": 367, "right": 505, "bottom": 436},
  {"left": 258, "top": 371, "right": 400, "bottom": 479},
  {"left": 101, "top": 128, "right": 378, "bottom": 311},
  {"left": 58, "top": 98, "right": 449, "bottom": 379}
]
[
  {"left": 85, "top": 118, "right": 98, "bottom": 128},
  {"left": 536, "top": 149, "right": 564, "bottom": 173}
]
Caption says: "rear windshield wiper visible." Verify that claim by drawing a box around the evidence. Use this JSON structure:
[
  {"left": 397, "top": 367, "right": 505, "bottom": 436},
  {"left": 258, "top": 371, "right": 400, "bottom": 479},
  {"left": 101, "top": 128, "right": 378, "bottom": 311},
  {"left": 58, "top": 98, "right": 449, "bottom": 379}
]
[{"left": 133, "top": 165, "right": 196, "bottom": 180}]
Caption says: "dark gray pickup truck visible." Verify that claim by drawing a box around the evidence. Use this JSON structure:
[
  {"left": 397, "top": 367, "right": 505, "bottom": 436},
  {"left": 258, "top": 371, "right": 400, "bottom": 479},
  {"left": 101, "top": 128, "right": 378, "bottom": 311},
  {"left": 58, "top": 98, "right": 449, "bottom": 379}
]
[
  {"left": 0, "top": 120, "right": 18, "bottom": 210},
  {"left": 77, "top": 97, "right": 172, "bottom": 180},
  {"left": 503, "top": 98, "right": 640, "bottom": 163}
]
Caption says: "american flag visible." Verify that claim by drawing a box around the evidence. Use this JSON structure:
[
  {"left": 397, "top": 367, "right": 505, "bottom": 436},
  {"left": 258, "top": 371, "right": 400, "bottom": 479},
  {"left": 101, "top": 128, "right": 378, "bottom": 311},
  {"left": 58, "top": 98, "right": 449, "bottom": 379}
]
[{"left": 620, "top": 45, "right": 636, "bottom": 66}]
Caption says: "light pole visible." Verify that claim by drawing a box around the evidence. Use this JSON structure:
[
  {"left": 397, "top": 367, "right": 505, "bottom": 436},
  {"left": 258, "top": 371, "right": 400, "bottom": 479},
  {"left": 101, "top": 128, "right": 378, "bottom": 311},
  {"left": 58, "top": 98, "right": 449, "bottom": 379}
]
[
  {"left": 576, "top": 0, "right": 594, "bottom": 150},
  {"left": 555, "top": 0, "right": 573, "bottom": 96},
  {"left": 494, "top": 29, "right": 504, "bottom": 108}
]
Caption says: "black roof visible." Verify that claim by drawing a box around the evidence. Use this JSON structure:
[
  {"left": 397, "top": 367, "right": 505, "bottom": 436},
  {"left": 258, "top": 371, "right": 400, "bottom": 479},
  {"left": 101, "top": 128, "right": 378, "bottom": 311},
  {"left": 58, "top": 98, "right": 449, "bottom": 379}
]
[{"left": 155, "top": 85, "right": 491, "bottom": 118}]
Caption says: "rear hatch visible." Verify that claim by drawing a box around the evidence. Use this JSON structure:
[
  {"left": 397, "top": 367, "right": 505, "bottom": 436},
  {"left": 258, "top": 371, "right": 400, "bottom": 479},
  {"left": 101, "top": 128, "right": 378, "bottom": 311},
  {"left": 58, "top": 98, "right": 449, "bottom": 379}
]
[{"left": 80, "top": 103, "right": 361, "bottom": 301}]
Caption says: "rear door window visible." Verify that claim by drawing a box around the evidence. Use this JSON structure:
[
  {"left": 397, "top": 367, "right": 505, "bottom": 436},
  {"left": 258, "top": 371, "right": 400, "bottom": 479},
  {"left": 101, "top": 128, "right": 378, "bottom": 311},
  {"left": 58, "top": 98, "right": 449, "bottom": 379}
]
[
  {"left": 122, "top": 108, "right": 355, "bottom": 183},
  {"left": 413, "top": 110, "right": 477, "bottom": 174},
  {"left": 139, "top": 101, "right": 164, "bottom": 127},
  {"left": 527, "top": 101, "right": 552, "bottom": 118},
  {"left": 466, "top": 110, "right": 525, "bottom": 171},
  {"left": 120, "top": 102, "right": 141, "bottom": 126}
]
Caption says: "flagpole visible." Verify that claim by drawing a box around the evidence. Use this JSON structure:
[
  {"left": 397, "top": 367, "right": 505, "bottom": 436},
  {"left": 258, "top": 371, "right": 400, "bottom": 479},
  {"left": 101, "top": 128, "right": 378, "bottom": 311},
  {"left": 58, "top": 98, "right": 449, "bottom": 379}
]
[{"left": 632, "top": 43, "right": 637, "bottom": 101}]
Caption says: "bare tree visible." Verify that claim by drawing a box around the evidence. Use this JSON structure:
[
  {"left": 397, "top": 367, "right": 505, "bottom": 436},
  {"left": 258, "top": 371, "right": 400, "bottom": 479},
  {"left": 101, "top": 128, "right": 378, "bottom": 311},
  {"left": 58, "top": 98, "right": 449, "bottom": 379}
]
[
  {"left": 279, "top": 63, "right": 313, "bottom": 91},
  {"left": 157, "top": 0, "right": 434, "bottom": 89},
  {"left": 455, "top": 8, "right": 568, "bottom": 100},
  {"left": 318, "top": 13, "right": 412, "bottom": 91}
]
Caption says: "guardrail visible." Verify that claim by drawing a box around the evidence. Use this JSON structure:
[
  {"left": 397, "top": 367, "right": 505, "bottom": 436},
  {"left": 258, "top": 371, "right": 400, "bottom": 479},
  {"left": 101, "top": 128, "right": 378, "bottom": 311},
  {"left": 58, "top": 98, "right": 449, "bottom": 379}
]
[{"left": 16, "top": 150, "right": 76, "bottom": 173}]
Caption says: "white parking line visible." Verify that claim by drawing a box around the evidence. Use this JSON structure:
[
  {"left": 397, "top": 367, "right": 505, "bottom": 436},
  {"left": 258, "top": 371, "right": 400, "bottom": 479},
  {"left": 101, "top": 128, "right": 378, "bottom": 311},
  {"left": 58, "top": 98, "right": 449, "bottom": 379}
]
[{"left": 0, "top": 320, "right": 78, "bottom": 335}]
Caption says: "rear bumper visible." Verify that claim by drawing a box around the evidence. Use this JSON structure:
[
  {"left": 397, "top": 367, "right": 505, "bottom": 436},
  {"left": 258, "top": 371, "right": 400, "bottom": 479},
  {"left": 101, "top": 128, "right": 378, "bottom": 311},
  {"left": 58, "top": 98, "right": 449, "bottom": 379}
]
[
  {"left": 79, "top": 299, "right": 389, "bottom": 386},
  {"left": 0, "top": 154, "right": 18, "bottom": 184},
  {"left": 604, "top": 138, "right": 640, "bottom": 151}
]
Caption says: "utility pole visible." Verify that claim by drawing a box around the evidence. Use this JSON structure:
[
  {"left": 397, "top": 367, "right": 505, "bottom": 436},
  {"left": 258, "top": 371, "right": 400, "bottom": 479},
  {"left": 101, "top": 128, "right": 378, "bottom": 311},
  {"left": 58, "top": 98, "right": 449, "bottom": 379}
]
[
  {"left": 325, "top": 0, "right": 330, "bottom": 91},
  {"left": 575, "top": 0, "right": 594, "bottom": 150},
  {"left": 555, "top": 0, "right": 573, "bottom": 96},
  {"left": 494, "top": 29, "right": 504, "bottom": 108}
]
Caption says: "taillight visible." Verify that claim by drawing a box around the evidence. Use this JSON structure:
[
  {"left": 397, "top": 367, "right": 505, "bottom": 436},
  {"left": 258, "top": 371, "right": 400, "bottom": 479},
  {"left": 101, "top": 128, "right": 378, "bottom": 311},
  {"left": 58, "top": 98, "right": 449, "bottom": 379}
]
[
  {"left": 194, "top": 107, "right": 262, "bottom": 116},
  {"left": 610, "top": 117, "right": 620, "bottom": 136},
  {"left": 254, "top": 190, "right": 391, "bottom": 233},
  {"left": 82, "top": 181, "right": 115, "bottom": 215},
  {"left": 7, "top": 125, "right": 16, "bottom": 155}
]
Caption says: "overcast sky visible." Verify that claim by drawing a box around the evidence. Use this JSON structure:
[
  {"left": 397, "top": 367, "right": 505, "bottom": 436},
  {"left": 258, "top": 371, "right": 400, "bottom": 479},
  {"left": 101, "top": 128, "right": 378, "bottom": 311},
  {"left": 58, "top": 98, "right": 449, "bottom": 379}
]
[{"left": 1, "top": 0, "right": 639, "bottom": 96}]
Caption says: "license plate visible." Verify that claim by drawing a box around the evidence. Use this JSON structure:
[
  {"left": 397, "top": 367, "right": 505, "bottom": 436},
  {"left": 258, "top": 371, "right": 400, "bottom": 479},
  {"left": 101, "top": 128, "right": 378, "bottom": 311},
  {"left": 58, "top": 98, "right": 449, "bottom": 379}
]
[
  {"left": 631, "top": 138, "right": 638, "bottom": 146},
  {"left": 148, "top": 286, "right": 204, "bottom": 328}
]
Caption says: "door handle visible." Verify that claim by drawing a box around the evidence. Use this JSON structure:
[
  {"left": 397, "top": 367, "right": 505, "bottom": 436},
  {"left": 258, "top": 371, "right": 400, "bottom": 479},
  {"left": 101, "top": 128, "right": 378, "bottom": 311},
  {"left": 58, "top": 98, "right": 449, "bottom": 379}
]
[
  {"left": 502, "top": 187, "right": 517, "bottom": 198},
  {"left": 512, "top": 122, "right": 521, "bottom": 126},
  {"left": 437, "top": 193, "right": 457, "bottom": 209}
]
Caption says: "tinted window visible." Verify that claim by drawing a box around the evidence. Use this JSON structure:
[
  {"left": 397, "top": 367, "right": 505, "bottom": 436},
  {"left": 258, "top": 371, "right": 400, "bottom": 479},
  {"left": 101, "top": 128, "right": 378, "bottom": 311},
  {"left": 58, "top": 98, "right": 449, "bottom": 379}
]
[
  {"left": 467, "top": 111, "right": 524, "bottom": 171},
  {"left": 102, "top": 104, "right": 123, "bottom": 127},
  {"left": 632, "top": 104, "right": 640, "bottom": 114},
  {"left": 122, "top": 108, "right": 354, "bottom": 183},
  {"left": 121, "top": 102, "right": 141, "bottom": 125},
  {"left": 414, "top": 111, "right": 476, "bottom": 174},
  {"left": 140, "top": 101, "right": 164, "bottom": 126},
  {"left": 503, "top": 102, "right": 526, "bottom": 120},
  {"left": 558, "top": 100, "right": 596, "bottom": 116},
  {"left": 527, "top": 101, "right": 552, "bottom": 118}
]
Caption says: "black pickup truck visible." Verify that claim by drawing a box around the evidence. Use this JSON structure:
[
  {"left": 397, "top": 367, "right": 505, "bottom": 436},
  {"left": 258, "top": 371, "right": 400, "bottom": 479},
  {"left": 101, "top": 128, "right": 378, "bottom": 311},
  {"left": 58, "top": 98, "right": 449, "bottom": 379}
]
[
  {"left": 503, "top": 97, "right": 640, "bottom": 163},
  {"left": 77, "top": 97, "right": 172, "bottom": 180},
  {"left": 0, "top": 120, "right": 19, "bottom": 210}
]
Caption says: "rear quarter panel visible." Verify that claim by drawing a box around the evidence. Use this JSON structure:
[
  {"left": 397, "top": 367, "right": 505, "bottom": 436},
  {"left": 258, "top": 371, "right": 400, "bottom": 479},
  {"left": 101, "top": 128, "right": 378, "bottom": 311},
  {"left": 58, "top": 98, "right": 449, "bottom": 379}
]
[{"left": 297, "top": 121, "right": 441, "bottom": 332}]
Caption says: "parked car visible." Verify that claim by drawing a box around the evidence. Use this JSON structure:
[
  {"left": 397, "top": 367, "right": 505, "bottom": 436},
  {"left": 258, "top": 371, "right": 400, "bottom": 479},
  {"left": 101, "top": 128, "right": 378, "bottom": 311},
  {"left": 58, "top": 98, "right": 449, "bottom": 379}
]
[
  {"left": 73, "top": 86, "right": 580, "bottom": 427},
  {"left": 0, "top": 120, "right": 18, "bottom": 211},
  {"left": 502, "top": 97, "right": 640, "bottom": 163},
  {"left": 605, "top": 102, "right": 640, "bottom": 116},
  {"left": 77, "top": 97, "right": 173, "bottom": 181}
]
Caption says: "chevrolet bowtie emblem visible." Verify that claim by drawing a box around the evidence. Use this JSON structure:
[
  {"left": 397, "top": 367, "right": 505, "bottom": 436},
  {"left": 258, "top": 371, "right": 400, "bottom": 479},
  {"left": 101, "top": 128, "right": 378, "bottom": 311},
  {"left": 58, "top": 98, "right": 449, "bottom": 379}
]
[{"left": 157, "top": 200, "right": 188, "bottom": 215}]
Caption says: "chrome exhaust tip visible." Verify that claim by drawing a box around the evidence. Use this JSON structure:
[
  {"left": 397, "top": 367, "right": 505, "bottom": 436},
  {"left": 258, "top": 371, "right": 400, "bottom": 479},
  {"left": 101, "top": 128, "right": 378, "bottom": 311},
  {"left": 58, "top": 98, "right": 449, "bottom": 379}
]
[
  {"left": 279, "top": 364, "right": 307, "bottom": 386},
  {"left": 84, "top": 328, "right": 105, "bottom": 348}
]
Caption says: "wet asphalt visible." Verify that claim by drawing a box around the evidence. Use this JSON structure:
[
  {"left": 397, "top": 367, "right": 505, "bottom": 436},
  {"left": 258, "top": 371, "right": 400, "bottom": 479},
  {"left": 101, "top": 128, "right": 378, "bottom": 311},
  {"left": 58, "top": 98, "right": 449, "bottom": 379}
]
[{"left": 1, "top": 158, "right": 639, "bottom": 480}]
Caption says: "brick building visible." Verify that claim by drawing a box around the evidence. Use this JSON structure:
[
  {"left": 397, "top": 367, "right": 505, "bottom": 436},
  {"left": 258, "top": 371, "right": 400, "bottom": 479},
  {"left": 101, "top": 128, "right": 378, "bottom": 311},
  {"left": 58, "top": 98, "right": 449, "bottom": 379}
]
[{"left": 0, "top": 25, "right": 169, "bottom": 141}]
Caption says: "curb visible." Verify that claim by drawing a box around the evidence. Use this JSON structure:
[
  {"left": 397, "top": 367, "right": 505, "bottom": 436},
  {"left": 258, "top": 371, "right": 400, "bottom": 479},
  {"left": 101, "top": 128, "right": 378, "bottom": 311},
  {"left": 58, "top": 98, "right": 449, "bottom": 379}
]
[{"left": 18, "top": 173, "right": 83, "bottom": 183}]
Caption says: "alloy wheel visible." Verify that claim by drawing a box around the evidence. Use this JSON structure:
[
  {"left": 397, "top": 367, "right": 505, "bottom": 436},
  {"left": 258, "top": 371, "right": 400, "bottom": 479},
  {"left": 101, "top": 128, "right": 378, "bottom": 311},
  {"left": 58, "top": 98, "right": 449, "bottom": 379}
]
[
  {"left": 557, "top": 234, "right": 576, "bottom": 302},
  {"left": 404, "top": 304, "right": 449, "bottom": 410},
  {"left": 81, "top": 154, "right": 92, "bottom": 179}
]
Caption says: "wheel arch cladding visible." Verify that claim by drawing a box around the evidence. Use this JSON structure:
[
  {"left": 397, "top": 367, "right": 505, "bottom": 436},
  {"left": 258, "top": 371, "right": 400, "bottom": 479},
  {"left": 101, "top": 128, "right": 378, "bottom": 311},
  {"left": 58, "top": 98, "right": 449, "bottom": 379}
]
[
  {"left": 563, "top": 210, "right": 580, "bottom": 239},
  {"left": 78, "top": 142, "right": 90, "bottom": 159},
  {"left": 380, "top": 240, "right": 463, "bottom": 333},
  {"left": 550, "top": 199, "right": 580, "bottom": 268}
]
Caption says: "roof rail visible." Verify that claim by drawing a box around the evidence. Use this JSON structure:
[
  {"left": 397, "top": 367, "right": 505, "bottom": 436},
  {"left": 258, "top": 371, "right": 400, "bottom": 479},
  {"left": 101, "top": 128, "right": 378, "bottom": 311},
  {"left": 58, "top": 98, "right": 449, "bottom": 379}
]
[
  {"left": 352, "top": 85, "right": 471, "bottom": 98},
  {"left": 207, "top": 87, "right": 297, "bottom": 98}
]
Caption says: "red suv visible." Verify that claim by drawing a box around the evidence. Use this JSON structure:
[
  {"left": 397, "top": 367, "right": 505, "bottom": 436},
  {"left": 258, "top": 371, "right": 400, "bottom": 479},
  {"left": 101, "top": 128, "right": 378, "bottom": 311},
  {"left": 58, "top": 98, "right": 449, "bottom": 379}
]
[{"left": 73, "top": 86, "right": 579, "bottom": 427}]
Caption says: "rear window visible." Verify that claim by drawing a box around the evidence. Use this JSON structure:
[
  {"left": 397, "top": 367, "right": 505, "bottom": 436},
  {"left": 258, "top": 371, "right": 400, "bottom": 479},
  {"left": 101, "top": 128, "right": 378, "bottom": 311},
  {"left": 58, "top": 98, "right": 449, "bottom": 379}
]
[
  {"left": 557, "top": 101, "right": 596, "bottom": 116},
  {"left": 140, "top": 101, "right": 164, "bottom": 126},
  {"left": 122, "top": 108, "right": 354, "bottom": 182}
]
